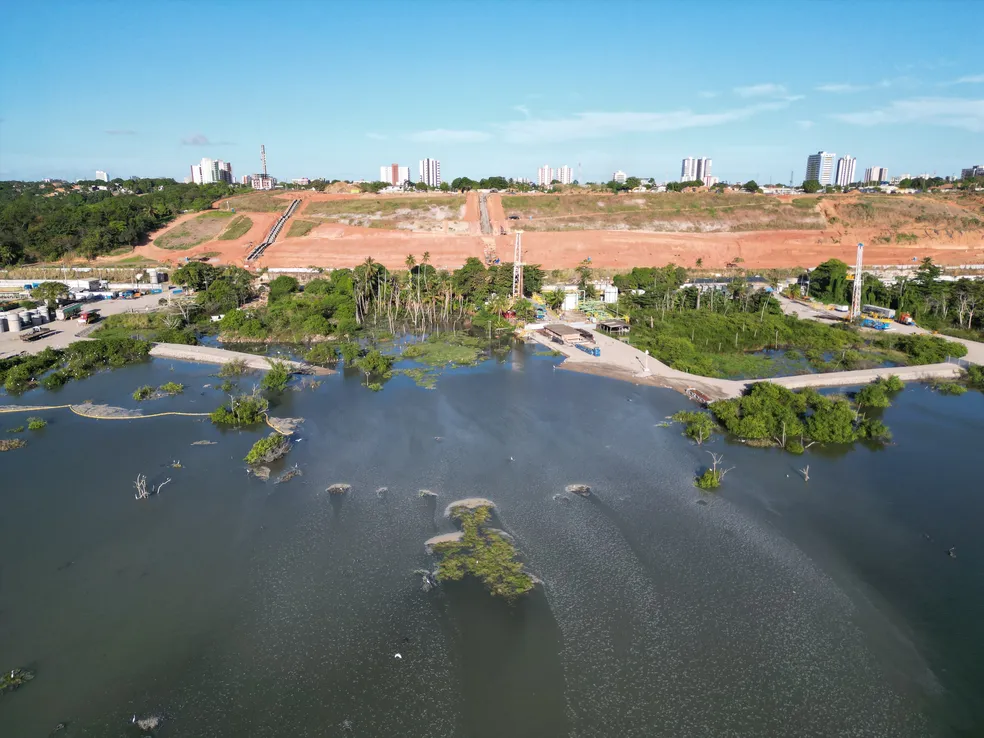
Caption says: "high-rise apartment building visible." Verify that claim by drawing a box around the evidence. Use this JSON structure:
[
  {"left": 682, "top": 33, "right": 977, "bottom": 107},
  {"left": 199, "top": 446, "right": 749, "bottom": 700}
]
[
  {"left": 380, "top": 164, "right": 410, "bottom": 187},
  {"left": 805, "top": 151, "right": 836, "bottom": 185},
  {"left": 556, "top": 165, "right": 574, "bottom": 185},
  {"left": 250, "top": 174, "right": 277, "bottom": 190},
  {"left": 835, "top": 156, "right": 857, "bottom": 186},
  {"left": 681, "top": 157, "right": 696, "bottom": 181},
  {"left": 863, "top": 166, "right": 888, "bottom": 183},
  {"left": 95, "top": 170, "right": 108, "bottom": 182},
  {"left": 537, "top": 165, "right": 553, "bottom": 187},
  {"left": 291, "top": 177, "right": 311, "bottom": 185},
  {"left": 961, "top": 165, "right": 984, "bottom": 179},
  {"left": 612, "top": 170, "right": 627, "bottom": 184},
  {"left": 190, "top": 158, "right": 233, "bottom": 185},
  {"left": 681, "top": 157, "right": 711, "bottom": 183},
  {"left": 418, "top": 158, "right": 441, "bottom": 187}
]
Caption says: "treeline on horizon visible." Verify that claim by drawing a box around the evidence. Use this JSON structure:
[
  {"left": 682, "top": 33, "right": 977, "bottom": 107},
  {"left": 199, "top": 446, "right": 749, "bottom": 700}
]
[{"left": 0, "top": 178, "right": 239, "bottom": 265}]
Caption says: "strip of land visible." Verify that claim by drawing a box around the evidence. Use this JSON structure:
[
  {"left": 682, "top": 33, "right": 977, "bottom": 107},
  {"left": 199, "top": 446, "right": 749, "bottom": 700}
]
[{"left": 532, "top": 326, "right": 966, "bottom": 400}]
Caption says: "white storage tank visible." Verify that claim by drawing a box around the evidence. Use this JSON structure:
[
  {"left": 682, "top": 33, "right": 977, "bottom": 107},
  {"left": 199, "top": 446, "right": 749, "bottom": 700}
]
[
  {"left": 0, "top": 314, "right": 8, "bottom": 333},
  {"left": 7, "top": 312, "right": 21, "bottom": 330}
]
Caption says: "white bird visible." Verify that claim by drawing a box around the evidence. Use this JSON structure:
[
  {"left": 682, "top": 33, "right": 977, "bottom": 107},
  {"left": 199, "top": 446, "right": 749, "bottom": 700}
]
[
  {"left": 509, "top": 456, "right": 514, "bottom": 461},
  {"left": 131, "top": 715, "right": 137, "bottom": 724},
  {"left": 394, "top": 653, "right": 402, "bottom": 659}
]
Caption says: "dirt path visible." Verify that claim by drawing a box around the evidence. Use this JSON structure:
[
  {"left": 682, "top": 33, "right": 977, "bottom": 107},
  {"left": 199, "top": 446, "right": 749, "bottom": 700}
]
[
  {"left": 464, "top": 191, "right": 481, "bottom": 234},
  {"left": 478, "top": 193, "right": 492, "bottom": 235},
  {"left": 486, "top": 193, "right": 506, "bottom": 235},
  {"left": 533, "top": 325, "right": 969, "bottom": 402},
  {"left": 150, "top": 343, "right": 332, "bottom": 374}
]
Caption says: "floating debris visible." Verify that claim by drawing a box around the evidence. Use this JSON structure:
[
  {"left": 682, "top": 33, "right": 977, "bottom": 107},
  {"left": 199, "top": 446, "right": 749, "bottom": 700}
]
[
  {"left": 276, "top": 465, "right": 302, "bottom": 485},
  {"left": 253, "top": 466, "right": 272, "bottom": 481},
  {"left": 171, "top": 460, "right": 182, "bottom": 468},
  {"left": 191, "top": 440, "right": 217, "bottom": 446},
  {"left": 413, "top": 568, "right": 438, "bottom": 592},
  {"left": 418, "top": 489, "right": 438, "bottom": 498},
  {"left": 444, "top": 497, "right": 495, "bottom": 517},
  {"left": 375, "top": 486, "right": 389, "bottom": 497},
  {"left": 327, "top": 483, "right": 351, "bottom": 495},
  {"left": 267, "top": 416, "right": 304, "bottom": 436},
  {"left": 133, "top": 714, "right": 163, "bottom": 731},
  {"left": 0, "top": 438, "right": 27, "bottom": 452},
  {"left": 947, "top": 547, "right": 957, "bottom": 559},
  {"left": 552, "top": 493, "right": 572, "bottom": 505},
  {"left": 424, "top": 531, "right": 463, "bottom": 552},
  {"left": 565, "top": 484, "right": 592, "bottom": 497},
  {"left": 72, "top": 403, "right": 143, "bottom": 419}
]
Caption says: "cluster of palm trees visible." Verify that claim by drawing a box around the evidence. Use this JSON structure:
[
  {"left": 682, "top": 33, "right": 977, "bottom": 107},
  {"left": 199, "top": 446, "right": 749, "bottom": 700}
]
[{"left": 352, "top": 252, "right": 470, "bottom": 331}]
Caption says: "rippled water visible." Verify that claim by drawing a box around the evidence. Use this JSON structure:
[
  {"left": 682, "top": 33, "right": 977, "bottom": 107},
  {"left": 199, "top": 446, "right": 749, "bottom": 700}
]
[{"left": 1, "top": 346, "right": 981, "bottom": 736}]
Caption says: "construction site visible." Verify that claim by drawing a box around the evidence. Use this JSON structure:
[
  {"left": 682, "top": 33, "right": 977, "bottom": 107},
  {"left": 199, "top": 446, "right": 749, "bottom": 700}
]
[{"left": 105, "top": 185, "right": 984, "bottom": 274}]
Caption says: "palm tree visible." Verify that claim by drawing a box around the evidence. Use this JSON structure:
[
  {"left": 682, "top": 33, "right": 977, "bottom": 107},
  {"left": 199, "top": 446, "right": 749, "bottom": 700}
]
[
  {"left": 421, "top": 251, "right": 431, "bottom": 293},
  {"left": 545, "top": 289, "right": 565, "bottom": 312},
  {"left": 488, "top": 294, "right": 509, "bottom": 316}
]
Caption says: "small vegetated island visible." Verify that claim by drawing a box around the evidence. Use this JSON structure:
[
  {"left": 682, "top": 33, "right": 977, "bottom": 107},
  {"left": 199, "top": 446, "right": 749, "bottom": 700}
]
[
  {"left": 674, "top": 376, "right": 905, "bottom": 455},
  {"left": 426, "top": 501, "right": 535, "bottom": 600}
]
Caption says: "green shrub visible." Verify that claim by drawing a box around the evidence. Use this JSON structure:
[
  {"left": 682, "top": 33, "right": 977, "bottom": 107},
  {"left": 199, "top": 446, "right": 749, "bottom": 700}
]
[
  {"left": 158, "top": 381, "right": 185, "bottom": 395},
  {"left": 6, "top": 426, "right": 24, "bottom": 433},
  {"left": 671, "top": 410, "right": 717, "bottom": 443},
  {"left": 883, "top": 375, "right": 905, "bottom": 392},
  {"left": 26, "top": 417, "right": 47, "bottom": 430},
  {"left": 695, "top": 468, "right": 722, "bottom": 489},
  {"left": 305, "top": 343, "right": 340, "bottom": 366},
  {"left": 132, "top": 385, "right": 154, "bottom": 401},
  {"left": 244, "top": 432, "right": 290, "bottom": 464},
  {"left": 218, "top": 358, "right": 250, "bottom": 377},
  {"left": 967, "top": 365, "right": 984, "bottom": 390},
  {"left": 931, "top": 380, "right": 966, "bottom": 396},
  {"left": 260, "top": 360, "right": 290, "bottom": 392},
  {"left": 210, "top": 392, "right": 269, "bottom": 426}
]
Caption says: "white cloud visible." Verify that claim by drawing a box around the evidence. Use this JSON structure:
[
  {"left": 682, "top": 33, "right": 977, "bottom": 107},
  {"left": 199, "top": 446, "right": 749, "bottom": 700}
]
[
  {"left": 181, "top": 133, "right": 231, "bottom": 146},
  {"left": 512, "top": 104, "right": 531, "bottom": 117},
  {"left": 365, "top": 132, "right": 387, "bottom": 140},
  {"left": 816, "top": 83, "right": 869, "bottom": 93},
  {"left": 830, "top": 97, "right": 984, "bottom": 132},
  {"left": 734, "top": 83, "right": 787, "bottom": 98},
  {"left": 496, "top": 101, "right": 794, "bottom": 144},
  {"left": 942, "top": 74, "right": 984, "bottom": 85},
  {"left": 796, "top": 120, "right": 815, "bottom": 129},
  {"left": 697, "top": 91, "right": 719, "bottom": 98},
  {"left": 105, "top": 129, "right": 136, "bottom": 135},
  {"left": 406, "top": 128, "right": 492, "bottom": 143}
]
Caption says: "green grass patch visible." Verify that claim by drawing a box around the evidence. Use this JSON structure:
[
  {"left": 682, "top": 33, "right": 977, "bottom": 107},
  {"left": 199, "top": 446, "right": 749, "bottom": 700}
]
[
  {"left": 218, "top": 215, "right": 253, "bottom": 240},
  {"left": 401, "top": 333, "right": 487, "bottom": 366},
  {"left": 93, "top": 313, "right": 197, "bottom": 345},
  {"left": 286, "top": 219, "right": 317, "bottom": 237},
  {"left": 397, "top": 367, "right": 438, "bottom": 389},
  {"left": 155, "top": 211, "right": 234, "bottom": 250},
  {"left": 221, "top": 193, "right": 292, "bottom": 212},
  {"left": 791, "top": 197, "right": 818, "bottom": 209}
]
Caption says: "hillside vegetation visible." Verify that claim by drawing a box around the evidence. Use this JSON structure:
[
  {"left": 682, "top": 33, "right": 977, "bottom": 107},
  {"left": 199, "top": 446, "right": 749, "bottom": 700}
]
[
  {"left": 155, "top": 211, "right": 234, "bottom": 250},
  {"left": 0, "top": 179, "right": 238, "bottom": 263}
]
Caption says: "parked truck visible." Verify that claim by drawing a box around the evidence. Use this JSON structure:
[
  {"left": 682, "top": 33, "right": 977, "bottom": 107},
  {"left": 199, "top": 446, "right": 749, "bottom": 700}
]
[{"left": 897, "top": 313, "right": 915, "bottom": 325}]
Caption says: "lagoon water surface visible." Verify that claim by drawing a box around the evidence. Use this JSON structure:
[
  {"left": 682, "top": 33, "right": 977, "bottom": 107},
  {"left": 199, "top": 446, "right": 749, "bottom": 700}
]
[{"left": 1, "top": 345, "right": 982, "bottom": 737}]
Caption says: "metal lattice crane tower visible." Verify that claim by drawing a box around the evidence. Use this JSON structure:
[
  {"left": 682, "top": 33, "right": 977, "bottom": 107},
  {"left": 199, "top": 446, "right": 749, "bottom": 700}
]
[
  {"left": 850, "top": 242, "right": 864, "bottom": 321},
  {"left": 512, "top": 231, "right": 524, "bottom": 298},
  {"left": 261, "top": 144, "right": 267, "bottom": 176}
]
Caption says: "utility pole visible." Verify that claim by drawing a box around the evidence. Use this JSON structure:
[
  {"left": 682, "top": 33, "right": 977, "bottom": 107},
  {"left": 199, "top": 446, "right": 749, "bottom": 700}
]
[
  {"left": 511, "top": 231, "right": 524, "bottom": 298},
  {"left": 850, "top": 242, "right": 864, "bottom": 321}
]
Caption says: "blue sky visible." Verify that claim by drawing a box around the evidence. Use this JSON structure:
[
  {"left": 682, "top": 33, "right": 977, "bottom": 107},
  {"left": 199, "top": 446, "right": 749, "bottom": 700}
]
[{"left": 1, "top": 1, "right": 982, "bottom": 184}]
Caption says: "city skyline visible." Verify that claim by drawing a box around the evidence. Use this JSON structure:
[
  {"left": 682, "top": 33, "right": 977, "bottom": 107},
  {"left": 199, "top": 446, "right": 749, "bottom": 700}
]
[{"left": 1, "top": 3, "right": 982, "bottom": 183}]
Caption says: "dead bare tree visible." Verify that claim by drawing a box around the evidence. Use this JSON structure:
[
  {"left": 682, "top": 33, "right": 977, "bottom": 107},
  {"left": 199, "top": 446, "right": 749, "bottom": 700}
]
[
  {"left": 799, "top": 465, "right": 810, "bottom": 482},
  {"left": 706, "top": 451, "right": 735, "bottom": 481},
  {"left": 134, "top": 474, "right": 149, "bottom": 500},
  {"left": 156, "top": 478, "right": 172, "bottom": 494}
]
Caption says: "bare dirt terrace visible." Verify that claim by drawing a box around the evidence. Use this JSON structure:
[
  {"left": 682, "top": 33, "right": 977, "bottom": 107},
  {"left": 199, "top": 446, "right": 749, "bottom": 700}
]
[{"left": 100, "top": 190, "right": 984, "bottom": 271}]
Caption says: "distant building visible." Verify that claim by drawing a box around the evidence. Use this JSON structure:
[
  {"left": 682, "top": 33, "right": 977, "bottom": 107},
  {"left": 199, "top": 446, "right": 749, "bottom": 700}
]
[
  {"left": 240, "top": 174, "right": 252, "bottom": 186},
  {"left": 95, "top": 170, "right": 108, "bottom": 182},
  {"left": 961, "top": 165, "right": 984, "bottom": 179},
  {"left": 681, "top": 157, "right": 696, "bottom": 180},
  {"left": 515, "top": 177, "right": 532, "bottom": 185},
  {"left": 537, "top": 165, "right": 553, "bottom": 186},
  {"left": 612, "top": 170, "right": 627, "bottom": 184},
  {"left": 379, "top": 164, "right": 410, "bottom": 187},
  {"left": 418, "top": 158, "right": 441, "bottom": 187},
  {"left": 835, "top": 155, "right": 856, "bottom": 186},
  {"left": 805, "top": 151, "right": 836, "bottom": 185},
  {"left": 291, "top": 177, "right": 311, "bottom": 186},
  {"left": 190, "top": 158, "right": 233, "bottom": 185},
  {"left": 695, "top": 158, "right": 711, "bottom": 182},
  {"left": 556, "top": 165, "right": 574, "bottom": 185},
  {"left": 250, "top": 174, "right": 277, "bottom": 190},
  {"left": 704, "top": 176, "right": 719, "bottom": 187},
  {"left": 864, "top": 166, "right": 888, "bottom": 183}
]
